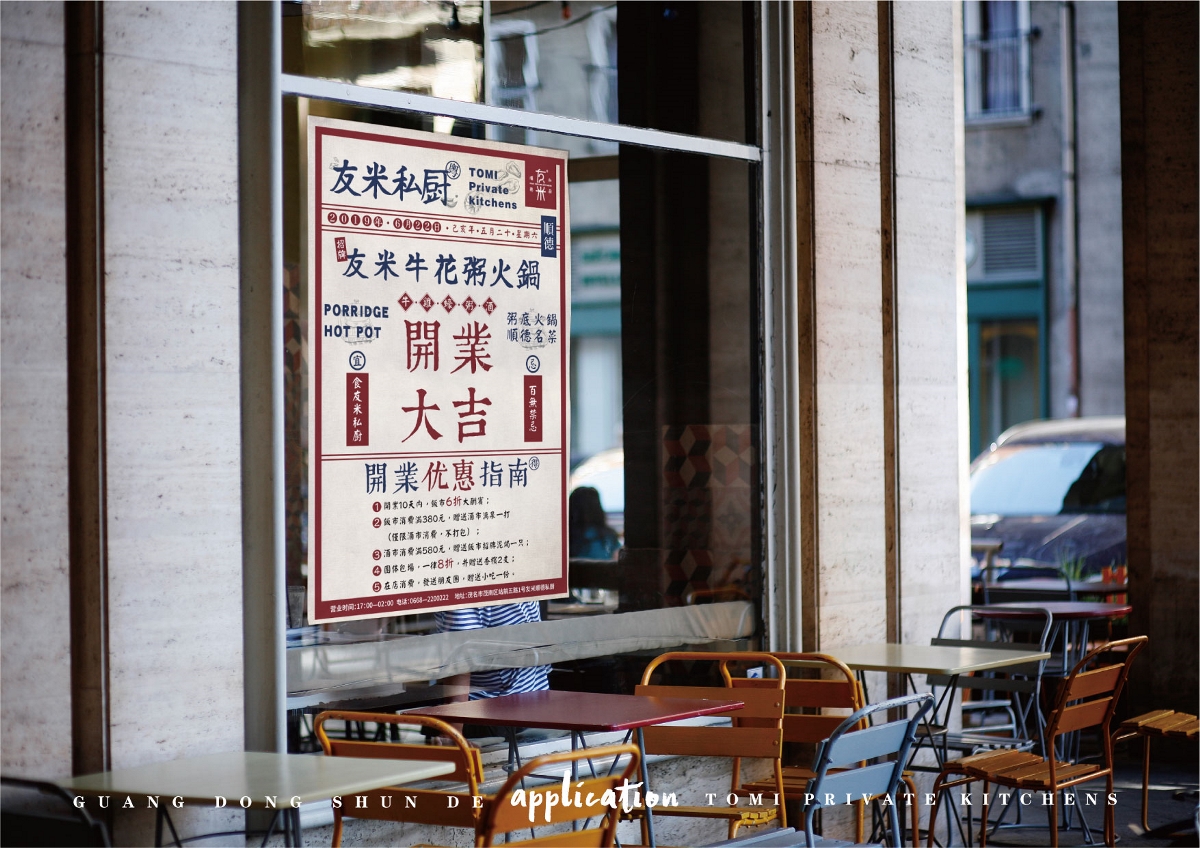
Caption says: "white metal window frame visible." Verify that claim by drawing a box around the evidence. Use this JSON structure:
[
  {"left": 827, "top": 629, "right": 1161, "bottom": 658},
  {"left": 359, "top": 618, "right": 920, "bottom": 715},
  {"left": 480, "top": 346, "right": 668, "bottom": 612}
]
[
  {"left": 248, "top": 0, "right": 801, "bottom": 751},
  {"left": 963, "top": 0, "right": 1033, "bottom": 126}
]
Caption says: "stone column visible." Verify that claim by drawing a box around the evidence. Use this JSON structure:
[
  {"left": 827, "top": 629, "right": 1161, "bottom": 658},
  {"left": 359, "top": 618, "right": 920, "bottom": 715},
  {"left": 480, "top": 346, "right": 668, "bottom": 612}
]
[
  {"left": 1119, "top": 1, "right": 1199, "bottom": 718},
  {"left": 0, "top": 0, "right": 73, "bottom": 780}
]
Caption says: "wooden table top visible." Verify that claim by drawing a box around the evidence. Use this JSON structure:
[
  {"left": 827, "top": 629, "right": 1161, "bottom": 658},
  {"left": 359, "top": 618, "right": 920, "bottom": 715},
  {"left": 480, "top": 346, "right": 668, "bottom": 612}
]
[
  {"left": 976, "top": 601, "right": 1133, "bottom": 620},
  {"left": 782, "top": 643, "right": 1051, "bottom": 676},
  {"left": 406, "top": 689, "right": 744, "bottom": 732},
  {"left": 59, "top": 751, "right": 454, "bottom": 807}
]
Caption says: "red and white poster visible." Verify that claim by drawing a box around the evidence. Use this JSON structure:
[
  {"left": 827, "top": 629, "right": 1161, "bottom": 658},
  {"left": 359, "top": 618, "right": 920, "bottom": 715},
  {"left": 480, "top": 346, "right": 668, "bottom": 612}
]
[{"left": 307, "top": 117, "right": 569, "bottom": 623}]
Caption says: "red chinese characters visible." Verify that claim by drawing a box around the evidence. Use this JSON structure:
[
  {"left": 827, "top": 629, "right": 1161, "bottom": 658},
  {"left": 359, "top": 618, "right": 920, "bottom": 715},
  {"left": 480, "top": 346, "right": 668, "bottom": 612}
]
[
  {"left": 347, "top": 373, "right": 368, "bottom": 446},
  {"left": 524, "top": 375, "right": 542, "bottom": 442}
]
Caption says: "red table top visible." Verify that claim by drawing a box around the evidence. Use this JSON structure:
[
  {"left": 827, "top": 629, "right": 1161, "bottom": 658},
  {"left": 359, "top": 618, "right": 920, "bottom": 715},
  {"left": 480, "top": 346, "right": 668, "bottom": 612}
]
[
  {"left": 976, "top": 601, "right": 1132, "bottom": 621},
  {"left": 405, "top": 690, "right": 744, "bottom": 732}
]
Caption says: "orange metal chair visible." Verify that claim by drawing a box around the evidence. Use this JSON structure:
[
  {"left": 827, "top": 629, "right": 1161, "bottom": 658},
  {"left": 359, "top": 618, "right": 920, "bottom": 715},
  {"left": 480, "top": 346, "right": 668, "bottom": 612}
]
[
  {"left": 926, "top": 635, "right": 1147, "bottom": 847},
  {"left": 735, "top": 653, "right": 921, "bottom": 846},
  {"left": 631, "top": 651, "right": 788, "bottom": 841},
  {"left": 315, "top": 709, "right": 485, "bottom": 846},
  {"left": 1112, "top": 709, "right": 1199, "bottom": 830},
  {"left": 475, "top": 743, "right": 641, "bottom": 847}
]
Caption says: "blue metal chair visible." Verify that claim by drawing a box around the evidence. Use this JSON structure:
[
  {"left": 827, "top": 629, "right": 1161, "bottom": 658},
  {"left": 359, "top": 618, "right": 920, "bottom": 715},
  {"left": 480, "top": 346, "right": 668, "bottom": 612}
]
[{"left": 800, "top": 694, "right": 935, "bottom": 848}]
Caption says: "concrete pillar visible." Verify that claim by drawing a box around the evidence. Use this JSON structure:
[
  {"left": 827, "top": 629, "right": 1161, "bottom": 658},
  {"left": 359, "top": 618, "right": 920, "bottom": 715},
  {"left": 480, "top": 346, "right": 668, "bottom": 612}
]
[
  {"left": 93, "top": 1, "right": 245, "bottom": 839},
  {"left": 805, "top": 0, "right": 890, "bottom": 649},
  {"left": 799, "top": 2, "right": 966, "bottom": 652},
  {"left": 893, "top": 2, "right": 971, "bottom": 643},
  {"left": 1118, "top": 1, "right": 1199, "bottom": 718},
  {"left": 0, "top": 0, "right": 73, "bottom": 780}
]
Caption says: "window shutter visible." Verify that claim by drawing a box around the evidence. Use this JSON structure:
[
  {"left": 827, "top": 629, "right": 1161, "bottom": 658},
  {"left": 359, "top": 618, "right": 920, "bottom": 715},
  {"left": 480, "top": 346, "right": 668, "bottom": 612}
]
[{"left": 982, "top": 209, "right": 1039, "bottom": 277}]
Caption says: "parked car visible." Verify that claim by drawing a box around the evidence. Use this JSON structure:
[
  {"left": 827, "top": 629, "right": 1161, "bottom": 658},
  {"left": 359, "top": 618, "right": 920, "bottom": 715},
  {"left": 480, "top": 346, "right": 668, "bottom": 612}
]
[{"left": 970, "top": 417, "right": 1126, "bottom": 579}]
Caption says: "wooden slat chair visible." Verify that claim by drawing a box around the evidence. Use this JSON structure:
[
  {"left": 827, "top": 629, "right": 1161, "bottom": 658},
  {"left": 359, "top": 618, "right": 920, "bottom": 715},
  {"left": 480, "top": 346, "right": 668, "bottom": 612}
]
[
  {"left": 475, "top": 743, "right": 641, "bottom": 847},
  {"left": 799, "top": 694, "right": 935, "bottom": 848},
  {"left": 315, "top": 709, "right": 486, "bottom": 846},
  {"left": 631, "top": 651, "right": 788, "bottom": 841},
  {"left": 926, "top": 635, "right": 1147, "bottom": 848},
  {"left": 1112, "top": 709, "right": 1199, "bottom": 830},
  {"left": 736, "top": 654, "right": 923, "bottom": 847}
]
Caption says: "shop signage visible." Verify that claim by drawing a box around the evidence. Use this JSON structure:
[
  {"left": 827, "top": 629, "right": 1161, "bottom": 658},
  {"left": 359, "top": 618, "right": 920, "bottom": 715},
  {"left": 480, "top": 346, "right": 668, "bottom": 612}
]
[{"left": 307, "top": 117, "right": 569, "bottom": 623}]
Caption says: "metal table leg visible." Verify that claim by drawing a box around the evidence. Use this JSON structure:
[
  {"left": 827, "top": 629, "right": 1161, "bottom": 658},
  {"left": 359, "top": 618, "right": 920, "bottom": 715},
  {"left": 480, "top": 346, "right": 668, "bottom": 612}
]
[{"left": 636, "top": 727, "right": 657, "bottom": 848}]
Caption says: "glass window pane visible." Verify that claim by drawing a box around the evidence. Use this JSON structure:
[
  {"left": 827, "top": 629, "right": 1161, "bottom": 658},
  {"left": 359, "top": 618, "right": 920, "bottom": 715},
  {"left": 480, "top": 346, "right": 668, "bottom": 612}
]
[
  {"left": 282, "top": 1, "right": 753, "bottom": 145},
  {"left": 281, "top": 77, "right": 759, "bottom": 750}
]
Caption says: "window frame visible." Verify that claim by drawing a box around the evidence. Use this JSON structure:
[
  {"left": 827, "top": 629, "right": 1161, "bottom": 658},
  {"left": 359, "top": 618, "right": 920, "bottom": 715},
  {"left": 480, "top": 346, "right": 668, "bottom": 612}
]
[
  {"left": 252, "top": 0, "right": 802, "bottom": 747},
  {"left": 963, "top": 0, "right": 1033, "bottom": 126}
]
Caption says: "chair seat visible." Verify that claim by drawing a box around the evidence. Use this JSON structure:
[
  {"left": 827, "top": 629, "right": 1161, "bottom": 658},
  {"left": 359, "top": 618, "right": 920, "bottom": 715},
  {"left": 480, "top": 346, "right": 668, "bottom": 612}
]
[
  {"left": 947, "top": 748, "right": 1105, "bottom": 789},
  {"left": 741, "top": 766, "right": 817, "bottom": 794},
  {"left": 1118, "top": 710, "right": 1198, "bottom": 740},
  {"left": 702, "top": 827, "right": 872, "bottom": 847},
  {"left": 622, "top": 804, "right": 779, "bottom": 826}
]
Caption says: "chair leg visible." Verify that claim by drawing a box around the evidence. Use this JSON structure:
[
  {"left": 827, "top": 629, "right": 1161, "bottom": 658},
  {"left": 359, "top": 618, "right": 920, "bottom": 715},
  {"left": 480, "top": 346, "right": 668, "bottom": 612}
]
[
  {"left": 979, "top": 781, "right": 989, "bottom": 848},
  {"left": 889, "top": 800, "right": 903, "bottom": 848},
  {"left": 853, "top": 799, "right": 865, "bottom": 844},
  {"left": 926, "top": 775, "right": 949, "bottom": 848},
  {"left": 775, "top": 760, "right": 787, "bottom": 829},
  {"left": 901, "top": 776, "right": 919, "bottom": 848},
  {"left": 1141, "top": 735, "right": 1151, "bottom": 832},
  {"left": 1106, "top": 771, "right": 1117, "bottom": 847},
  {"left": 332, "top": 808, "right": 343, "bottom": 847},
  {"left": 1046, "top": 790, "right": 1059, "bottom": 848}
]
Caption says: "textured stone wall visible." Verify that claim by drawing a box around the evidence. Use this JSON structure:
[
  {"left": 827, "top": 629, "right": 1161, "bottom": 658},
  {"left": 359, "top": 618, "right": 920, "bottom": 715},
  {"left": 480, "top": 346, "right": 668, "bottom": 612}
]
[
  {"left": 893, "top": 2, "right": 971, "bottom": 642},
  {"left": 0, "top": 0, "right": 73, "bottom": 781},
  {"left": 806, "top": 2, "right": 966, "bottom": 650},
  {"left": 100, "top": 2, "right": 245, "bottom": 839},
  {"left": 1119, "top": 0, "right": 1199, "bottom": 719}
]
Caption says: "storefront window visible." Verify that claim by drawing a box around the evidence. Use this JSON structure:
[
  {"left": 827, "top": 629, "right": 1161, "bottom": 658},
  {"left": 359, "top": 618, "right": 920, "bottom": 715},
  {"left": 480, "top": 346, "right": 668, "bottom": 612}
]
[{"left": 281, "top": 1, "right": 762, "bottom": 748}]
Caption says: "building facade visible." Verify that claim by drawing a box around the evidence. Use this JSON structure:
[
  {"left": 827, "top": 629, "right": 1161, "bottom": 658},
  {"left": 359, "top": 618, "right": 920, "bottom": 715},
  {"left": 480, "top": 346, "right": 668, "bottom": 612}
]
[{"left": 963, "top": 0, "right": 1124, "bottom": 456}]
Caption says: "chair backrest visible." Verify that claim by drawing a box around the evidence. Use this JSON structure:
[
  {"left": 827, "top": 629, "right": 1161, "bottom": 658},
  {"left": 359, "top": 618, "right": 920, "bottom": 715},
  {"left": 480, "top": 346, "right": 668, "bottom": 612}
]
[
  {"left": 929, "top": 604, "right": 1053, "bottom": 693},
  {"left": 1044, "top": 636, "right": 1147, "bottom": 746},
  {"left": 1, "top": 778, "right": 111, "bottom": 848},
  {"left": 477, "top": 743, "right": 641, "bottom": 847},
  {"left": 731, "top": 653, "right": 863, "bottom": 746},
  {"left": 802, "top": 694, "right": 934, "bottom": 848},
  {"left": 635, "top": 652, "right": 786, "bottom": 760},
  {"left": 315, "top": 709, "right": 484, "bottom": 829}
]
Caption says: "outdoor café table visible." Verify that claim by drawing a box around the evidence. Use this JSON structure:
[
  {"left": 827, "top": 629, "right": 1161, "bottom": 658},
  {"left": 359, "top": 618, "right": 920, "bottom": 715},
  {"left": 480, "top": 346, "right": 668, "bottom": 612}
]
[
  {"left": 975, "top": 601, "right": 1132, "bottom": 674},
  {"left": 58, "top": 750, "right": 455, "bottom": 847},
  {"left": 781, "top": 644, "right": 1051, "bottom": 766},
  {"left": 407, "top": 689, "right": 744, "bottom": 848}
]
